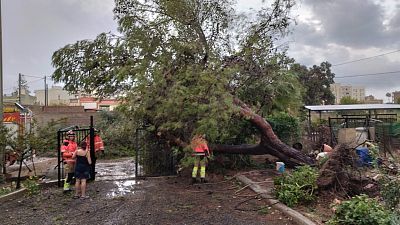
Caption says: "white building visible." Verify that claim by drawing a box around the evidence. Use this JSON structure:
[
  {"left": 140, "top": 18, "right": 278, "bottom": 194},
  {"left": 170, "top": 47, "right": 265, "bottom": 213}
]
[
  {"left": 330, "top": 83, "right": 365, "bottom": 104},
  {"left": 34, "top": 86, "right": 74, "bottom": 106}
]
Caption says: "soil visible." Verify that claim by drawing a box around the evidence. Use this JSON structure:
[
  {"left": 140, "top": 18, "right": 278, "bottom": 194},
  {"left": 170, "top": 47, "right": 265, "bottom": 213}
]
[{"left": 0, "top": 161, "right": 296, "bottom": 225}]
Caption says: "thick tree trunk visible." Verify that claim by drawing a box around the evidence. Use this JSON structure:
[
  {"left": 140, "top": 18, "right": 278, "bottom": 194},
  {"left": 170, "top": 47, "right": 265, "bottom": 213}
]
[{"left": 212, "top": 99, "right": 315, "bottom": 167}]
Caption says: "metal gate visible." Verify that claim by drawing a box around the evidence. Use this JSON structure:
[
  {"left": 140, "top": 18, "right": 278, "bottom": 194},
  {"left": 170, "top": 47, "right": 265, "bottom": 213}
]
[
  {"left": 57, "top": 116, "right": 96, "bottom": 187},
  {"left": 134, "top": 128, "right": 176, "bottom": 177}
]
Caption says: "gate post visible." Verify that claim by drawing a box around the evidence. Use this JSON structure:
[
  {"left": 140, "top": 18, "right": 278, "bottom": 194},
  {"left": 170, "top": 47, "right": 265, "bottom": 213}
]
[
  {"left": 135, "top": 128, "right": 139, "bottom": 178},
  {"left": 57, "top": 130, "right": 62, "bottom": 187},
  {"left": 89, "top": 116, "right": 96, "bottom": 181}
]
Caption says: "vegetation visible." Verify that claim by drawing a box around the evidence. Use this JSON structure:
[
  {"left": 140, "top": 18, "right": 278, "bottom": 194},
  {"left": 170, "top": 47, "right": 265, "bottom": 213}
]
[
  {"left": 339, "top": 96, "right": 360, "bottom": 105},
  {"left": 328, "top": 195, "right": 392, "bottom": 225},
  {"left": 267, "top": 112, "right": 301, "bottom": 145},
  {"left": 379, "top": 176, "right": 400, "bottom": 211},
  {"left": 22, "top": 176, "right": 40, "bottom": 196},
  {"left": 50, "top": 0, "right": 319, "bottom": 166},
  {"left": 291, "top": 62, "right": 335, "bottom": 105},
  {"left": 274, "top": 165, "right": 318, "bottom": 207}
]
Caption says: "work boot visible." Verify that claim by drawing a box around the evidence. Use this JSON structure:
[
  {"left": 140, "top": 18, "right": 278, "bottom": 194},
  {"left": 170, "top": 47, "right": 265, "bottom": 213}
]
[
  {"left": 200, "top": 178, "right": 207, "bottom": 183},
  {"left": 63, "top": 182, "right": 71, "bottom": 192},
  {"left": 190, "top": 178, "right": 197, "bottom": 185}
]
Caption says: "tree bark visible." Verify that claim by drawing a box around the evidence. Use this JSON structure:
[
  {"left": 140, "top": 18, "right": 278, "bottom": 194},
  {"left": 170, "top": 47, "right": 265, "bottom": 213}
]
[{"left": 212, "top": 98, "right": 315, "bottom": 167}]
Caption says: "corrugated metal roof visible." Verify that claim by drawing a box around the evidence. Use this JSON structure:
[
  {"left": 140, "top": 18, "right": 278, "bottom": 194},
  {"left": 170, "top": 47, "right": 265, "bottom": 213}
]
[{"left": 304, "top": 104, "right": 400, "bottom": 111}]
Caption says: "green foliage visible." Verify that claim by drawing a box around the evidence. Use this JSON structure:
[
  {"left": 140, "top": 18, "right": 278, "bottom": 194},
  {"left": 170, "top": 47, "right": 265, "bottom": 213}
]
[
  {"left": 22, "top": 176, "right": 40, "bottom": 196},
  {"left": 30, "top": 119, "right": 67, "bottom": 156},
  {"left": 0, "top": 186, "right": 12, "bottom": 196},
  {"left": 95, "top": 111, "right": 136, "bottom": 158},
  {"left": 292, "top": 62, "right": 335, "bottom": 105},
  {"left": 274, "top": 165, "right": 318, "bottom": 207},
  {"left": 267, "top": 112, "right": 301, "bottom": 145},
  {"left": 327, "top": 195, "right": 392, "bottom": 225},
  {"left": 379, "top": 176, "right": 400, "bottom": 210},
  {"left": 340, "top": 96, "right": 360, "bottom": 105},
  {"left": 51, "top": 0, "right": 304, "bottom": 154}
]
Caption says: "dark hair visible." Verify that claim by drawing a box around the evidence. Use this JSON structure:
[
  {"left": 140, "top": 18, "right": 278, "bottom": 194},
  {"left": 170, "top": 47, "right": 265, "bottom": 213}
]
[{"left": 80, "top": 141, "right": 87, "bottom": 150}]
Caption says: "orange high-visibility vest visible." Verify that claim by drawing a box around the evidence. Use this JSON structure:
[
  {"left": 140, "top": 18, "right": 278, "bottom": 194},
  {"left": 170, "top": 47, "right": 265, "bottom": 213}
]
[
  {"left": 61, "top": 140, "right": 77, "bottom": 164},
  {"left": 86, "top": 135, "right": 104, "bottom": 152}
]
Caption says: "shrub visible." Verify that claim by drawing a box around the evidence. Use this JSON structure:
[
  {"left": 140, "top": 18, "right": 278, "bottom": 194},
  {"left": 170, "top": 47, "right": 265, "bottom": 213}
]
[
  {"left": 22, "top": 177, "right": 40, "bottom": 196},
  {"left": 267, "top": 112, "right": 301, "bottom": 145},
  {"left": 328, "top": 195, "right": 392, "bottom": 225},
  {"left": 379, "top": 176, "right": 400, "bottom": 210},
  {"left": 274, "top": 165, "right": 318, "bottom": 207}
]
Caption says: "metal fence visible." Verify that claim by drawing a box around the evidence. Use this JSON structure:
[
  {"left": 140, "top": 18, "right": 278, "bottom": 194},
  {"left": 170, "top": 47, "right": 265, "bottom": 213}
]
[
  {"left": 134, "top": 128, "right": 176, "bottom": 177},
  {"left": 308, "top": 114, "right": 399, "bottom": 152}
]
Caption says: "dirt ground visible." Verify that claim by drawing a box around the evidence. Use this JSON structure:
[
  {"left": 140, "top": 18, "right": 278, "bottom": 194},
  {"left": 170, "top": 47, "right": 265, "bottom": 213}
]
[{"left": 0, "top": 172, "right": 296, "bottom": 225}]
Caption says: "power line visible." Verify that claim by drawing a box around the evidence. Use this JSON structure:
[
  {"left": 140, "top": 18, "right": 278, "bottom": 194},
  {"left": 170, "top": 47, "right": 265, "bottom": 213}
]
[
  {"left": 335, "top": 70, "right": 400, "bottom": 79},
  {"left": 332, "top": 49, "right": 400, "bottom": 67}
]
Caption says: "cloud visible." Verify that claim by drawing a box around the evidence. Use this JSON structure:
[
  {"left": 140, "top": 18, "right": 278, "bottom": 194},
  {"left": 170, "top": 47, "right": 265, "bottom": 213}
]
[
  {"left": 2, "top": 0, "right": 118, "bottom": 93},
  {"left": 301, "top": 0, "right": 389, "bottom": 48}
]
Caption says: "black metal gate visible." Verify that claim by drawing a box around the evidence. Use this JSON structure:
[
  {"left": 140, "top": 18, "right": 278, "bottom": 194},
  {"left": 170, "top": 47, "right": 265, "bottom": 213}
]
[
  {"left": 134, "top": 128, "right": 176, "bottom": 177},
  {"left": 57, "top": 116, "right": 96, "bottom": 187}
]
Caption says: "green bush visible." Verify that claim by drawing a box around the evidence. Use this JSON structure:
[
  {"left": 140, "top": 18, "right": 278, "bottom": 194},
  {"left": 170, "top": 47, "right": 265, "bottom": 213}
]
[
  {"left": 379, "top": 176, "right": 400, "bottom": 210},
  {"left": 328, "top": 195, "right": 392, "bottom": 225},
  {"left": 22, "top": 177, "right": 40, "bottom": 196},
  {"left": 274, "top": 165, "right": 318, "bottom": 207},
  {"left": 267, "top": 112, "right": 301, "bottom": 145}
]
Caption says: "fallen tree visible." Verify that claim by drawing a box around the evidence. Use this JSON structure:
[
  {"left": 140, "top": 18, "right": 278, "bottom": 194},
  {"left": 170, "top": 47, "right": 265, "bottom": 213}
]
[{"left": 212, "top": 99, "right": 315, "bottom": 167}]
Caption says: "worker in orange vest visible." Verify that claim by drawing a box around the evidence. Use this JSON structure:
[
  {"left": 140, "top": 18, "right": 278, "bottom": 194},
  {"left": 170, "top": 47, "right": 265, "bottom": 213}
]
[
  {"left": 61, "top": 130, "right": 78, "bottom": 191},
  {"left": 190, "top": 134, "right": 210, "bottom": 184},
  {"left": 85, "top": 131, "right": 105, "bottom": 156},
  {"left": 85, "top": 131, "right": 104, "bottom": 181}
]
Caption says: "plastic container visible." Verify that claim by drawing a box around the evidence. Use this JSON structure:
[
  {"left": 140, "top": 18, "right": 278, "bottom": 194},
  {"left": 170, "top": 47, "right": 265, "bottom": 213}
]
[
  {"left": 356, "top": 147, "right": 372, "bottom": 166},
  {"left": 276, "top": 162, "right": 285, "bottom": 173}
]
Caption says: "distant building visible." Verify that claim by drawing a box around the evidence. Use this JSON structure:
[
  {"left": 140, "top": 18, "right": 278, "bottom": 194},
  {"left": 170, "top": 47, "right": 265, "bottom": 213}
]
[
  {"left": 364, "top": 95, "right": 383, "bottom": 104},
  {"left": 69, "top": 96, "right": 120, "bottom": 111},
  {"left": 330, "top": 83, "right": 365, "bottom": 104},
  {"left": 392, "top": 91, "right": 400, "bottom": 104},
  {"left": 3, "top": 88, "right": 36, "bottom": 105},
  {"left": 34, "top": 86, "right": 74, "bottom": 106}
]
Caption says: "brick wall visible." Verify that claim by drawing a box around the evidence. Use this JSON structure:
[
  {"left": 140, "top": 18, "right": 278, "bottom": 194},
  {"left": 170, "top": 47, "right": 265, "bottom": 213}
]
[{"left": 29, "top": 106, "right": 101, "bottom": 127}]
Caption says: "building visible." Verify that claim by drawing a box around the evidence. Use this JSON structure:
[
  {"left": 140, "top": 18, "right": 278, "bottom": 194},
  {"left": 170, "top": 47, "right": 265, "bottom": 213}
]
[
  {"left": 392, "top": 91, "right": 400, "bottom": 104},
  {"left": 3, "top": 88, "right": 37, "bottom": 105},
  {"left": 330, "top": 83, "right": 365, "bottom": 104},
  {"left": 364, "top": 95, "right": 383, "bottom": 104},
  {"left": 69, "top": 96, "right": 120, "bottom": 111},
  {"left": 34, "top": 86, "right": 74, "bottom": 106}
]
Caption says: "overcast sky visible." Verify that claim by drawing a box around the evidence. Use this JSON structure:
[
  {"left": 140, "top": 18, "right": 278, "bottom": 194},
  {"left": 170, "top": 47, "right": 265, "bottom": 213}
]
[{"left": 2, "top": 0, "right": 400, "bottom": 101}]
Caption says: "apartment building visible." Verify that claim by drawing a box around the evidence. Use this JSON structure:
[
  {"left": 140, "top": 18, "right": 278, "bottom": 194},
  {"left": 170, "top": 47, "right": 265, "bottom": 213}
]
[{"left": 330, "top": 83, "right": 365, "bottom": 104}]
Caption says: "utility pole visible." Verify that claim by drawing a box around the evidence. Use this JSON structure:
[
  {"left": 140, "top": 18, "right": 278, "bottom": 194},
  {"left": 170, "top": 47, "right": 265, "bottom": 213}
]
[
  {"left": 18, "top": 73, "right": 21, "bottom": 104},
  {"left": 44, "top": 76, "right": 48, "bottom": 106},
  {"left": 0, "top": 0, "right": 4, "bottom": 176}
]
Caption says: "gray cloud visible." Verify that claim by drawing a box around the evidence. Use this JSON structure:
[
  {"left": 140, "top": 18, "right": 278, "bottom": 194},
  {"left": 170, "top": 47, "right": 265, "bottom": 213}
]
[
  {"left": 2, "top": 0, "right": 117, "bottom": 93},
  {"left": 302, "top": 0, "right": 388, "bottom": 48}
]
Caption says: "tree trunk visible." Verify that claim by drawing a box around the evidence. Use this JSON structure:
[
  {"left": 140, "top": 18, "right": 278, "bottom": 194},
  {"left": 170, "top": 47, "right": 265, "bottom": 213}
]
[{"left": 212, "top": 99, "right": 315, "bottom": 167}]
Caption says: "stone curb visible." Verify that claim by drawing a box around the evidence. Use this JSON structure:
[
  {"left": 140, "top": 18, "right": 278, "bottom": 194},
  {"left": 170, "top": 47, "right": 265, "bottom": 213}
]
[
  {"left": 0, "top": 180, "right": 59, "bottom": 203},
  {"left": 236, "top": 174, "right": 317, "bottom": 225}
]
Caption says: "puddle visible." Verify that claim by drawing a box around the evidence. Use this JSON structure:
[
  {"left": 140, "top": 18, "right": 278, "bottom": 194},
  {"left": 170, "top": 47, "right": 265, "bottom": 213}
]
[
  {"left": 106, "top": 180, "right": 140, "bottom": 198},
  {"left": 95, "top": 160, "right": 136, "bottom": 181}
]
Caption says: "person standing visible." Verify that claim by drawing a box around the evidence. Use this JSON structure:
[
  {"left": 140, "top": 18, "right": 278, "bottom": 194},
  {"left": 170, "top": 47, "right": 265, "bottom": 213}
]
[
  {"left": 190, "top": 134, "right": 210, "bottom": 184},
  {"left": 61, "top": 130, "right": 78, "bottom": 192},
  {"left": 72, "top": 141, "right": 92, "bottom": 199}
]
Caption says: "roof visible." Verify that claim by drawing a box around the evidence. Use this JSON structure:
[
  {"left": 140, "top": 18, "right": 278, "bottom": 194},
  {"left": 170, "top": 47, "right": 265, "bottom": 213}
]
[{"left": 304, "top": 104, "right": 400, "bottom": 111}]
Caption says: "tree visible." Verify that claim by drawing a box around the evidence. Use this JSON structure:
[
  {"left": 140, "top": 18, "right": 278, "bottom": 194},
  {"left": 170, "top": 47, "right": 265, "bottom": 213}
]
[
  {"left": 339, "top": 96, "right": 359, "bottom": 105},
  {"left": 52, "top": 0, "right": 314, "bottom": 166},
  {"left": 292, "top": 62, "right": 335, "bottom": 105}
]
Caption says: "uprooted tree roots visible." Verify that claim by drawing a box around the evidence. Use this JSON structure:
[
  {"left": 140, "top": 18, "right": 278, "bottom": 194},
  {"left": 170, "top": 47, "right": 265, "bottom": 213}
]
[{"left": 317, "top": 144, "right": 379, "bottom": 197}]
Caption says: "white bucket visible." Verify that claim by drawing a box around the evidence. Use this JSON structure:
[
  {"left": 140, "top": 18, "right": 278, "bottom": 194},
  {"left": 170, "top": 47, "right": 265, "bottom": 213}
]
[{"left": 276, "top": 162, "right": 285, "bottom": 173}]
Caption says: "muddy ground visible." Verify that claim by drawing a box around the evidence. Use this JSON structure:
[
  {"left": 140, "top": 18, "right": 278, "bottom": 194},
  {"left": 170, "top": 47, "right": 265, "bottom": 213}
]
[{"left": 0, "top": 170, "right": 296, "bottom": 225}]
